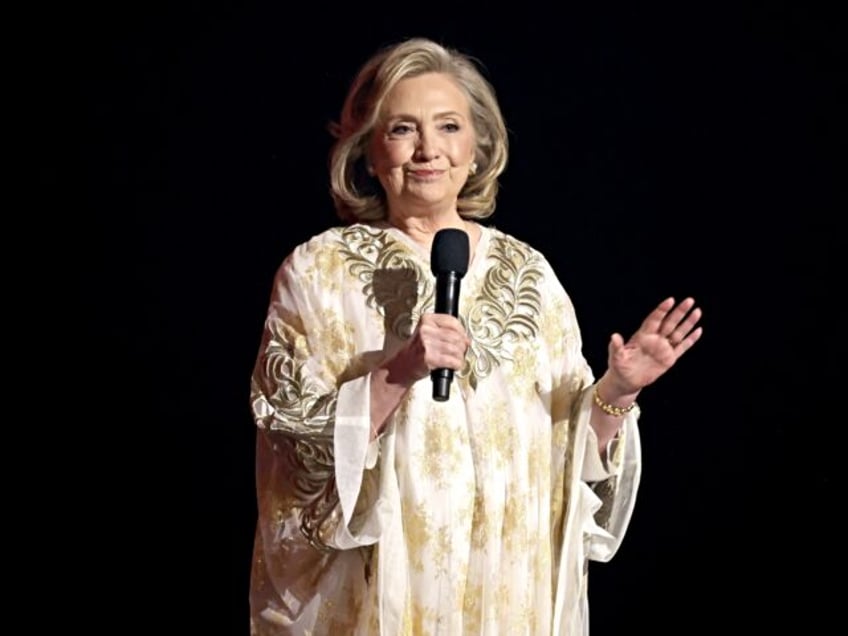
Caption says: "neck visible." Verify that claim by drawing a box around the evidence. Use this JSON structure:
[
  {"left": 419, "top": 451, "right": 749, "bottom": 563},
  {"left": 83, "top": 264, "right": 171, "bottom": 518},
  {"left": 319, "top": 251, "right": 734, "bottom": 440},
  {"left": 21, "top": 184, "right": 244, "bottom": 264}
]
[
  {"left": 388, "top": 215, "right": 467, "bottom": 247},
  {"left": 383, "top": 212, "right": 479, "bottom": 262}
]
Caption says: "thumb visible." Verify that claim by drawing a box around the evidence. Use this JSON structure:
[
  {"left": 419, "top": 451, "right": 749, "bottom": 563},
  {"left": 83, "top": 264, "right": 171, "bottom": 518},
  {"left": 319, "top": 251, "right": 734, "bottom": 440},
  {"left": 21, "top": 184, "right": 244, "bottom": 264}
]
[{"left": 608, "top": 332, "right": 625, "bottom": 354}]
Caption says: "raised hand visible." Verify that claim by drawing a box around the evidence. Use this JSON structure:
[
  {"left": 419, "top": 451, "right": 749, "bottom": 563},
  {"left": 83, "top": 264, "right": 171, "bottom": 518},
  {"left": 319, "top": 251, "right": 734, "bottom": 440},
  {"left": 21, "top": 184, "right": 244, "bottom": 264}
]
[{"left": 605, "top": 297, "right": 703, "bottom": 395}]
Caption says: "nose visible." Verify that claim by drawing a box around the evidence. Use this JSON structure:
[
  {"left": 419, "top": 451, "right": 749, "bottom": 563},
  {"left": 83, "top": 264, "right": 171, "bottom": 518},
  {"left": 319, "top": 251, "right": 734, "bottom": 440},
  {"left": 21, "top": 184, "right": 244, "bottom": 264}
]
[{"left": 414, "top": 128, "right": 439, "bottom": 162}]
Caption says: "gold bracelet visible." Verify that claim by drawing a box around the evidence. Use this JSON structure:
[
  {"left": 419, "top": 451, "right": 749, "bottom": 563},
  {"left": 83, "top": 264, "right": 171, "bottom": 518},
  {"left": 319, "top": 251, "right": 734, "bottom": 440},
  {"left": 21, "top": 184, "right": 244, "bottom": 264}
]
[{"left": 593, "top": 385, "right": 637, "bottom": 417}]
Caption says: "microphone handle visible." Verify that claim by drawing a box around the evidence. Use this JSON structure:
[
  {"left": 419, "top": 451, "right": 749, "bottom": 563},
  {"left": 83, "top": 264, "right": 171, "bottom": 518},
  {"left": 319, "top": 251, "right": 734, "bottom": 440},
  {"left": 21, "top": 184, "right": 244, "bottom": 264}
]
[
  {"left": 432, "top": 271, "right": 462, "bottom": 401},
  {"left": 431, "top": 368, "right": 453, "bottom": 402},
  {"left": 434, "top": 272, "right": 461, "bottom": 316}
]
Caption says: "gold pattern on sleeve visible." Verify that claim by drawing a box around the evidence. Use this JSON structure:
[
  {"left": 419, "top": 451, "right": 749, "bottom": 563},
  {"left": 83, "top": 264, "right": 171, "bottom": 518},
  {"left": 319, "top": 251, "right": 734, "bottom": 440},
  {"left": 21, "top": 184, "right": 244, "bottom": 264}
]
[
  {"left": 317, "top": 593, "right": 359, "bottom": 634},
  {"left": 314, "top": 310, "right": 356, "bottom": 380},
  {"left": 591, "top": 475, "right": 618, "bottom": 528},
  {"left": 304, "top": 243, "right": 347, "bottom": 294},
  {"left": 271, "top": 436, "right": 340, "bottom": 551},
  {"left": 541, "top": 293, "right": 576, "bottom": 360},
  {"left": 250, "top": 314, "right": 343, "bottom": 550},
  {"left": 508, "top": 342, "right": 540, "bottom": 401},
  {"left": 252, "top": 317, "right": 338, "bottom": 436},
  {"left": 551, "top": 403, "right": 581, "bottom": 561}
]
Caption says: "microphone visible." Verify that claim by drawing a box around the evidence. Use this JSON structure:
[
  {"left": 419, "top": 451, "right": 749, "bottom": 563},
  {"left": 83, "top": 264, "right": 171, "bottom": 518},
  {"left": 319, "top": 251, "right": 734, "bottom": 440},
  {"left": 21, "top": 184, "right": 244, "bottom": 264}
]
[{"left": 430, "top": 228, "right": 470, "bottom": 402}]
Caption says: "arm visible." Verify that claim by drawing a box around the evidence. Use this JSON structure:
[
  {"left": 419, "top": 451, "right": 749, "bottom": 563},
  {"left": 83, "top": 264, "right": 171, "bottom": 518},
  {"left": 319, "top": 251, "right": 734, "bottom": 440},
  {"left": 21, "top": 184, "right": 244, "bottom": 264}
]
[
  {"left": 589, "top": 373, "right": 641, "bottom": 452},
  {"left": 250, "top": 243, "right": 375, "bottom": 551}
]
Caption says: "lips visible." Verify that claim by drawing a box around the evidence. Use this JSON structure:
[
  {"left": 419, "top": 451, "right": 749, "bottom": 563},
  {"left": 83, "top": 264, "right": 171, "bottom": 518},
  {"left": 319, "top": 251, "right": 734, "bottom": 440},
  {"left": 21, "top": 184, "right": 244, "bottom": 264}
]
[{"left": 406, "top": 169, "right": 445, "bottom": 178}]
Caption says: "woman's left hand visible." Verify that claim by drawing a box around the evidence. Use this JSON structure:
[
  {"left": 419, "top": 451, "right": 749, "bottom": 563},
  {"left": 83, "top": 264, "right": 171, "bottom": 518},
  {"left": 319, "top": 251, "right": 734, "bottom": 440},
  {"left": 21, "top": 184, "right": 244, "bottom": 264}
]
[{"left": 605, "top": 297, "right": 703, "bottom": 395}]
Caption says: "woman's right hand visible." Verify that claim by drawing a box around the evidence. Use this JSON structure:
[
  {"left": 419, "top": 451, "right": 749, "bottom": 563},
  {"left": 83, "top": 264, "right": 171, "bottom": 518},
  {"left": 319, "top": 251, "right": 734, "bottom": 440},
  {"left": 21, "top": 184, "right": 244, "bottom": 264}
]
[{"left": 384, "top": 313, "right": 470, "bottom": 386}]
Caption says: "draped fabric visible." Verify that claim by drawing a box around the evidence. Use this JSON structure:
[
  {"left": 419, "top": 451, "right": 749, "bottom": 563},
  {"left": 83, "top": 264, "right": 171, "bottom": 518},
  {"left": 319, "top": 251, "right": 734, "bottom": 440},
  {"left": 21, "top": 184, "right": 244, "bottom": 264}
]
[{"left": 249, "top": 222, "right": 641, "bottom": 635}]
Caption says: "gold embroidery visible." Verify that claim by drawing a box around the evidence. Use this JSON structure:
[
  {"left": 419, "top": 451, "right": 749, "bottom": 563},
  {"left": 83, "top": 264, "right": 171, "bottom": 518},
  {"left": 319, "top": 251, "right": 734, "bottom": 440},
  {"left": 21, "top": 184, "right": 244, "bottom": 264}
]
[
  {"left": 254, "top": 317, "right": 337, "bottom": 434},
  {"left": 464, "top": 234, "right": 544, "bottom": 390},
  {"left": 405, "top": 504, "right": 432, "bottom": 571},
  {"left": 305, "top": 243, "right": 346, "bottom": 294},
  {"left": 336, "top": 227, "right": 547, "bottom": 397},
  {"left": 487, "top": 396, "right": 512, "bottom": 470},
  {"left": 461, "top": 582, "right": 483, "bottom": 633},
  {"left": 410, "top": 601, "right": 437, "bottom": 636},
  {"left": 419, "top": 410, "right": 463, "bottom": 488},
  {"left": 502, "top": 489, "right": 528, "bottom": 553},
  {"left": 337, "top": 225, "right": 433, "bottom": 340},
  {"left": 251, "top": 315, "right": 341, "bottom": 550},
  {"left": 592, "top": 475, "right": 619, "bottom": 528},
  {"left": 433, "top": 524, "right": 452, "bottom": 577},
  {"left": 469, "top": 488, "right": 490, "bottom": 551},
  {"left": 315, "top": 311, "right": 357, "bottom": 380},
  {"left": 509, "top": 342, "right": 539, "bottom": 401}
]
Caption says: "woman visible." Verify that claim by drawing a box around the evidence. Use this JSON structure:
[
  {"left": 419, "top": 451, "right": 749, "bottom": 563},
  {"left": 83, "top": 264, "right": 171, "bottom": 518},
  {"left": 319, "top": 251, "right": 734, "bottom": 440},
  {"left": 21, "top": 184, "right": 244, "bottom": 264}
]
[{"left": 249, "top": 37, "right": 702, "bottom": 635}]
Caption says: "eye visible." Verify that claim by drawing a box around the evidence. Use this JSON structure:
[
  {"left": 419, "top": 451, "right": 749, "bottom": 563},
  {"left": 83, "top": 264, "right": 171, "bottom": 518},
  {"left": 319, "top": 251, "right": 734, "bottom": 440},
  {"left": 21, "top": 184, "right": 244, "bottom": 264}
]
[
  {"left": 389, "top": 123, "right": 415, "bottom": 135},
  {"left": 441, "top": 122, "right": 460, "bottom": 132}
]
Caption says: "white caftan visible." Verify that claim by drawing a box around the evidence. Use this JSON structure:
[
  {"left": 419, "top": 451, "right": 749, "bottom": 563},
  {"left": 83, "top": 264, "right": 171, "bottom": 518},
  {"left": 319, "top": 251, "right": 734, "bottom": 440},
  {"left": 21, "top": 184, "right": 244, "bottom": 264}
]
[{"left": 249, "top": 222, "right": 641, "bottom": 635}]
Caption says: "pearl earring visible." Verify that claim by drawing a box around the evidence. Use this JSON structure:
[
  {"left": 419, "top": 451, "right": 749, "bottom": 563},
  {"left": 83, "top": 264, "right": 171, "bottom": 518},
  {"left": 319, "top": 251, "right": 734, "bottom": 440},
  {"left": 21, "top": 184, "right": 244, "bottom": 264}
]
[{"left": 469, "top": 161, "right": 478, "bottom": 176}]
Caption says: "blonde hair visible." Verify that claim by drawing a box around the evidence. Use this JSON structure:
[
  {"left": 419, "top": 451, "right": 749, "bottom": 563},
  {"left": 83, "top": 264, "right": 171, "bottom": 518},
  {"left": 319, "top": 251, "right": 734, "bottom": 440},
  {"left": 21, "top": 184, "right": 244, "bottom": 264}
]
[{"left": 328, "top": 38, "right": 509, "bottom": 223}]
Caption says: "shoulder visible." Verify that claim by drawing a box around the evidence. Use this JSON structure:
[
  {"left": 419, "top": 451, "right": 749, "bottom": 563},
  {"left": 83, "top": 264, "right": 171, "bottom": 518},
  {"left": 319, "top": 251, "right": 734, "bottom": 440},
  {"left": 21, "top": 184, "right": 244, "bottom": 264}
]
[
  {"left": 290, "top": 223, "right": 395, "bottom": 258},
  {"left": 280, "top": 223, "right": 397, "bottom": 278},
  {"left": 288, "top": 225, "right": 346, "bottom": 259},
  {"left": 483, "top": 225, "right": 558, "bottom": 274},
  {"left": 268, "top": 226, "right": 347, "bottom": 289},
  {"left": 279, "top": 224, "right": 361, "bottom": 269}
]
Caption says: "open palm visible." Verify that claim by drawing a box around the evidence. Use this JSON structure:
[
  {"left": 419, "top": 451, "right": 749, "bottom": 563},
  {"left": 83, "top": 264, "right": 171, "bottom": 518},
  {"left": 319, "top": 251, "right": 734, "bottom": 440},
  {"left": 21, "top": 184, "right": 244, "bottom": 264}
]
[{"left": 606, "top": 297, "right": 703, "bottom": 394}]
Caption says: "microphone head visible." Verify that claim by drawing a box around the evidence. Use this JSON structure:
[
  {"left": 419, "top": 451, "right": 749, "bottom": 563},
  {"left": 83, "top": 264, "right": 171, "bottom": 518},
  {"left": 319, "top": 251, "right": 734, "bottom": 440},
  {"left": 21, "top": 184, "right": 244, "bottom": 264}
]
[{"left": 431, "top": 228, "right": 470, "bottom": 277}]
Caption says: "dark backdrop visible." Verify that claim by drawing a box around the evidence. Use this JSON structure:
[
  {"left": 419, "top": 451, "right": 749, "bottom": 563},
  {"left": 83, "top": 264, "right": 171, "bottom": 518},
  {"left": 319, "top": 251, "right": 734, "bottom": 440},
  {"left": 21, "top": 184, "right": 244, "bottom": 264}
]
[{"left": 66, "top": 2, "right": 842, "bottom": 634}]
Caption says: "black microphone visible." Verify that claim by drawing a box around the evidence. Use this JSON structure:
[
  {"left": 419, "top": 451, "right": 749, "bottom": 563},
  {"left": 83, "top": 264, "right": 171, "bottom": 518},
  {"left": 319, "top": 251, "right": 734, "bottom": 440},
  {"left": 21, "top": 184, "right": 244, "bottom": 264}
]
[{"left": 430, "top": 228, "right": 470, "bottom": 402}]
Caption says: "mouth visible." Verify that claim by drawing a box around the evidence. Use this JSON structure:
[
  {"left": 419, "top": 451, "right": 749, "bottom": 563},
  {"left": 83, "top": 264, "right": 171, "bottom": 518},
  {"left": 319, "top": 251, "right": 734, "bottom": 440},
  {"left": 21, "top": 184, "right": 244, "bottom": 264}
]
[{"left": 405, "top": 169, "right": 445, "bottom": 180}]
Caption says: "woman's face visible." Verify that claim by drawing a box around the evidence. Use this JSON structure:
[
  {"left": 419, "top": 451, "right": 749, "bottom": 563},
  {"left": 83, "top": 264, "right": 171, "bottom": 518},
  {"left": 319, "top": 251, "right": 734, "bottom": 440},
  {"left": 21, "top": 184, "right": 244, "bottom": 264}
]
[{"left": 370, "top": 72, "right": 476, "bottom": 218}]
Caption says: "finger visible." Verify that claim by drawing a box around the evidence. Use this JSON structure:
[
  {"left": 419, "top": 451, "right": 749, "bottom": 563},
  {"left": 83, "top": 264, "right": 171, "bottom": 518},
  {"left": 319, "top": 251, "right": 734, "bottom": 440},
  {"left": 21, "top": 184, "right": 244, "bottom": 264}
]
[
  {"left": 638, "top": 297, "right": 676, "bottom": 334},
  {"left": 667, "top": 306, "right": 702, "bottom": 346},
  {"left": 658, "top": 297, "right": 697, "bottom": 337},
  {"left": 419, "top": 319, "right": 469, "bottom": 350},
  {"left": 419, "top": 320, "right": 469, "bottom": 348},
  {"left": 426, "top": 312, "right": 465, "bottom": 329},
  {"left": 672, "top": 325, "right": 703, "bottom": 355},
  {"left": 425, "top": 338, "right": 469, "bottom": 371},
  {"left": 608, "top": 332, "right": 625, "bottom": 354}
]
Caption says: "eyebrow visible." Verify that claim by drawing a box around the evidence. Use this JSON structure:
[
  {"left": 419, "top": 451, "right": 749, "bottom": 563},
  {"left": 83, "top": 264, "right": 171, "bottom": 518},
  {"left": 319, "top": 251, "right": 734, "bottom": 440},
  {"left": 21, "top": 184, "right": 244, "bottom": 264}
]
[{"left": 385, "top": 110, "right": 466, "bottom": 121}]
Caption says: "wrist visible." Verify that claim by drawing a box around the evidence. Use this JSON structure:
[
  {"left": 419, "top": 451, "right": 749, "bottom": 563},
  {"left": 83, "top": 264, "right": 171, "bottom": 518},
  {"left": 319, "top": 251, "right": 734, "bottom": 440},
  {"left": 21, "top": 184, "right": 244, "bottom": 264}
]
[
  {"left": 597, "top": 373, "right": 640, "bottom": 403},
  {"left": 380, "top": 352, "right": 419, "bottom": 388},
  {"left": 594, "top": 375, "right": 640, "bottom": 416}
]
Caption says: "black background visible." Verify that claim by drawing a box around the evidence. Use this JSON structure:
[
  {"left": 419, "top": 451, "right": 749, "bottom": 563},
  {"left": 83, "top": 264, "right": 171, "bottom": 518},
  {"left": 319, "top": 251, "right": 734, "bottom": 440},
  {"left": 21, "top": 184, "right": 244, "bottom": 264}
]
[{"left": 58, "top": 1, "right": 843, "bottom": 633}]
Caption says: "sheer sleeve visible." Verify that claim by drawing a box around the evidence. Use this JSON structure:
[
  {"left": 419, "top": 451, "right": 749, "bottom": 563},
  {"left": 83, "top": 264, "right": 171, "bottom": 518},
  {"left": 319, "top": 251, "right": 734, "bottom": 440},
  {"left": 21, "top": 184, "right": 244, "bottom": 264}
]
[
  {"left": 250, "top": 236, "right": 382, "bottom": 552},
  {"left": 542, "top": 257, "right": 642, "bottom": 561}
]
